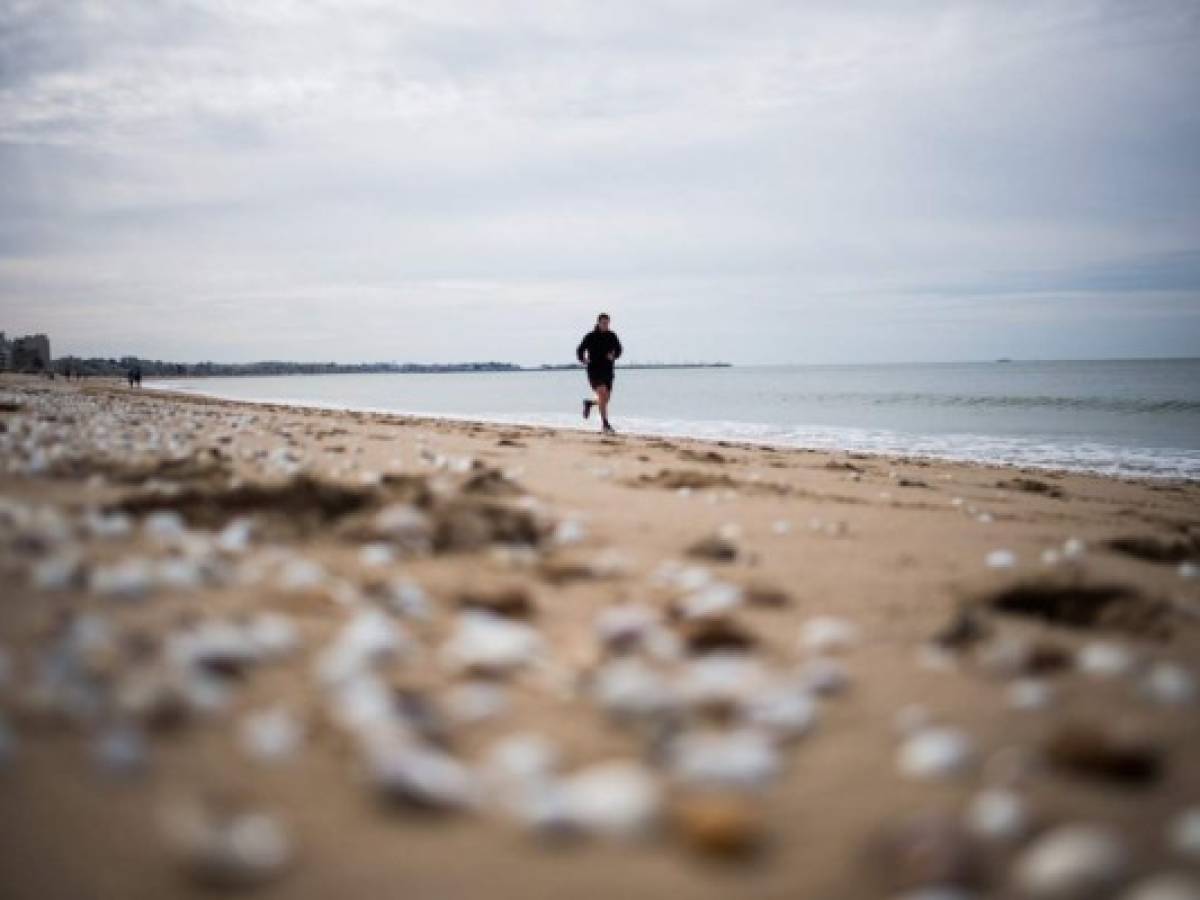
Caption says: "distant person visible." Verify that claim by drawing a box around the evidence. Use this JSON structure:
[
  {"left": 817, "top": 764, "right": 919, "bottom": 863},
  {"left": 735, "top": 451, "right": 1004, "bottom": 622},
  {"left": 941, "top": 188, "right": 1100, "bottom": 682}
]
[
  {"left": 134, "top": 366, "right": 142, "bottom": 388},
  {"left": 576, "top": 312, "right": 623, "bottom": 434}
]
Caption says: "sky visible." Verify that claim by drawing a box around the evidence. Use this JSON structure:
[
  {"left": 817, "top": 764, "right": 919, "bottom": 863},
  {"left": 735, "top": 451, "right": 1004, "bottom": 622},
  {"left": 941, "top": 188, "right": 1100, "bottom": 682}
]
[{"left": 1, "top": 0, "right": 1199, "bottom": 366}]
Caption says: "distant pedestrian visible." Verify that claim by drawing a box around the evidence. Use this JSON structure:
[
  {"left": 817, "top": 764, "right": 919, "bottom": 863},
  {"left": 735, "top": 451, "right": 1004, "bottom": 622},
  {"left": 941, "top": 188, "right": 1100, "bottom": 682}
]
[{"left": 576, "top": 312, "right": 623, "bottom": 435}]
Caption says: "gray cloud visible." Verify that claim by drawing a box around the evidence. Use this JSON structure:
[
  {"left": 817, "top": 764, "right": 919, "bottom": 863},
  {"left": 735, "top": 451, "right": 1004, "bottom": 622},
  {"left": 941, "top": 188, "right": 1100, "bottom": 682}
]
[{"left": 1, "top": 0, "right": 1198, "bottom": 364}]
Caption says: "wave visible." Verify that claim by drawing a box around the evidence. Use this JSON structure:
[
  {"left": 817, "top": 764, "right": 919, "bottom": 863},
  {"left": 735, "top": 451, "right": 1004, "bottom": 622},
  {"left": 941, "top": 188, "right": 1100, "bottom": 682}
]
[
  {"left": 792, "top": 392, "right": 1200, "bottom": 415},
  {"left": 147, "top": 382, "right": 1200, "bottom": 480}
]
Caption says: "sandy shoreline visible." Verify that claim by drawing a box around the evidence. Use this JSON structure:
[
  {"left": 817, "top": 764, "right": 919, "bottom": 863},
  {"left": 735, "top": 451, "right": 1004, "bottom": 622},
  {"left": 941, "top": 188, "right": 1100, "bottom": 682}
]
[{"left": 1, "top": 375, "right": 1198, "bottom": 899}]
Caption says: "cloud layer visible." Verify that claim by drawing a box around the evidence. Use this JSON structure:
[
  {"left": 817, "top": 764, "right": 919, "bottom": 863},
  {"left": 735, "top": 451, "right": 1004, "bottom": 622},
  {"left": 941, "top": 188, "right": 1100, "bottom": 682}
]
[{"left": 1, "top": 0, "right": 1198, "bottom": 363}]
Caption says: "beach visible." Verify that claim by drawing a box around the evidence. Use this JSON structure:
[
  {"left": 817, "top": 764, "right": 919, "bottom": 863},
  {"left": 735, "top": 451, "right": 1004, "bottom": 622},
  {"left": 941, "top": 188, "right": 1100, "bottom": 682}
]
[{"left": 1, "top": 375, "right": 1198, "bottom": 899}]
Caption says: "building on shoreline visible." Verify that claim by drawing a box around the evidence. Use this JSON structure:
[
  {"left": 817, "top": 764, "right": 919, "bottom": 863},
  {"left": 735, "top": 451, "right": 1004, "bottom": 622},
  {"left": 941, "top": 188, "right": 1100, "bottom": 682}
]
[{"left": 1, "top": 332, "right": 51, "bottom": 372}]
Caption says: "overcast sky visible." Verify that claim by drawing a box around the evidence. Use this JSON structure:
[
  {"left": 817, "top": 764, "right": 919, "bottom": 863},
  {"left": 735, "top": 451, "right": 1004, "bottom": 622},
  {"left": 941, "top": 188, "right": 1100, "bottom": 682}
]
[{"left": 1, "top": 0, "right": 1198, "bottom": 365}]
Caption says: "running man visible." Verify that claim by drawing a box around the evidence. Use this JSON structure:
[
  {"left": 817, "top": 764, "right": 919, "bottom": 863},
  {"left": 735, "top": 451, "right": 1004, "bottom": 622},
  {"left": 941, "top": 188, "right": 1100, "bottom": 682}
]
[{"left": 576, "top": 312, "right": 623, "bottom": 434}]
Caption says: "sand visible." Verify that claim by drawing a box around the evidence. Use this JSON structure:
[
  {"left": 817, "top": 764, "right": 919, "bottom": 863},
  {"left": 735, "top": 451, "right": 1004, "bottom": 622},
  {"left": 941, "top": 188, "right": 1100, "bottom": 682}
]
[{"left": 0, "top": 375, "right": 1197, "bottom": 899}]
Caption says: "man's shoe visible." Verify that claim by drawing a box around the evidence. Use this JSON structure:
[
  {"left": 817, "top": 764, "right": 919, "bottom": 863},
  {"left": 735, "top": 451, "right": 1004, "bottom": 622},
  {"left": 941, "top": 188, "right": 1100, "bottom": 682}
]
[
  {"left": 602, "top": 422, "right": 616, "bottom": 435},
  {"left": 583, "top": 399, "right": 595, "bottom": 420}
]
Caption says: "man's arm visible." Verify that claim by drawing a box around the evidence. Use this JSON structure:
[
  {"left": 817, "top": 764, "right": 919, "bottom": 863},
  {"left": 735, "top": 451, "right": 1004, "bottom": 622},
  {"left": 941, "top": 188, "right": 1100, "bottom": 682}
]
[
  {"left": 576, "top": 333, "right": 590, "bottom": 365},
  {"left": 612, "top": 334, "right": 623, "bottom": 361}
]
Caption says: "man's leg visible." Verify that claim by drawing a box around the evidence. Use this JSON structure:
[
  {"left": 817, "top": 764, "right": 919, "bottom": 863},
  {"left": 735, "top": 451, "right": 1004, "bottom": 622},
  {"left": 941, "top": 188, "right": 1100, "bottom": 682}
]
[{"left": 596, "top": 385, "right": 611, "bottom": 430}]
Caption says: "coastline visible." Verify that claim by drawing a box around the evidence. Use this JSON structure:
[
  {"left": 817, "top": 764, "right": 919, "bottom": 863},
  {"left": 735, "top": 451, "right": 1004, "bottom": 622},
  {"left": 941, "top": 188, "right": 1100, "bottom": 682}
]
[
  {"left": 1, "top": 376, "right": 1198, "bottom": 899},
  {"left": 142, "top": 377, "right": 1200, "bottom": 484}
]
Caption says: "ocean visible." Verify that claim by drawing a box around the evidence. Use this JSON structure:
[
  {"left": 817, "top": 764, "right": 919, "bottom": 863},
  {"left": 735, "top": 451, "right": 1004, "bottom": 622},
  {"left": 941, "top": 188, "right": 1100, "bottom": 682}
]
[{"left": 149, "top": 358, "right": 1200, "bottom": 480}]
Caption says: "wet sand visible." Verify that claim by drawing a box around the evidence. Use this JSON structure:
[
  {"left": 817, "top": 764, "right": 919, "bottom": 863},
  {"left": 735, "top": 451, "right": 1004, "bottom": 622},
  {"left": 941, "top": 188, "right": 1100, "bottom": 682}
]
[{"left": 0, "top": 375, "right": 1198, "bottom": 899}]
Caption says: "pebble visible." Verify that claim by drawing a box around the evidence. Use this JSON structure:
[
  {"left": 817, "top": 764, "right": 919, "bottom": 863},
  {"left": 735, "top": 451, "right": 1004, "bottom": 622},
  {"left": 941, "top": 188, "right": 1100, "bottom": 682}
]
[
  {"left": 239, "top": 707, "right": 304, "bottom": 762},
  {"left": 677, "top": 654, "right": 769, "bottom": 713},
  {"left": 1008, "top": 678, "right": 1054, "bottom": 711},
  {"left": 441, "top": 613, "right": 543, "bottom": 676},
  {"left": 317, "top": 610, "right": 409, "bottom": 685},
  {"left": 89, "top": 557, "right": 155, "bottom": 599},
  {"left": 1168, "top": 808, "right": 1200, "bottom": 858},
  {"left": 553, "top": 517, "right": 587, "bottom": 546},
  {"left": 161, "top": 799, "right": 293, "bottom": 889},
  {"left": 444, "top": 681, "right": 509, "bottom": 724},
  {"left": 1013, "top": 824, "right": 1128, "bottom": 899},
  {"left": 359, "top": 543, "right": 396, "bottom": 568},
  {"left": 594, "top": 604, "right": 658, "bottom": 651},
  {"left": 244, "top": 613, "right": 300, "bottom": 660},
  {"left": 800, "top": 616, "right": 860, "bottom": 654},
  {"left": 1142, "top": 663, "right": 1196, "bottom": 705},
  {"left": 32, "top": 553, "right": 84, "bottom": 591},
  {"left": 669, "top": 728, "right": 780, "bottom": 789},
  {"left": 898, "top": 727, "right": 975, "bottom": 780},
  {"left": 1077, "top": 641, "right": 1135, "bottom": 678},
  {"left": 484, "top": 733, "right": 560, "bottom": 789},
  {"left": 593, "top": 658, "right": 676, "bottom": 721},
  {"left": 93, "top": 725, "right": 149, "bottom": 777},
  {"left": 746, "top": 685, "right": 818, "bottom": 740},
  {"left": 558, "top": 761, "right": 661, "bottom": 839},
  {"left": 382, "top": 578, "right": 431, "bottom": 620},
  {"left": 276, "top": 558, "right": 327, "bottom": 592},
  {"left": 365, "top": 736, "right": 479, "bottom": 811},
  {"left": 964, "top": 788, "right": 1030, "bottom": 842},
  {"left": 985, "top": 549, "right": 1016, "bottom": 569},
  {"left": 144, "top": 510, "right": 188, "bottom": 544},
  {"left": 1121, "top": 874, "right": 1200, "bottom": 900},
  {"left": 797, "top": 656, "right": 851, "bottom": 695},
  {"left": 216, "top": 518, "right": 254, "bottom": 554},
  {"left": 676, "top": 582, "right": 745, "bottom": 621},
  {"left": 85, "top": 510, "right": 134, "bottom": 540}
]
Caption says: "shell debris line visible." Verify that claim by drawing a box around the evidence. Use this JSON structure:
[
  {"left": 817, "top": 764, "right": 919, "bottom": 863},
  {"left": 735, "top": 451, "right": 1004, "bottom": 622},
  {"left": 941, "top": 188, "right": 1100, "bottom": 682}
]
[{"left": 0, "top": 380, "right": 1198, "bottom": 899}]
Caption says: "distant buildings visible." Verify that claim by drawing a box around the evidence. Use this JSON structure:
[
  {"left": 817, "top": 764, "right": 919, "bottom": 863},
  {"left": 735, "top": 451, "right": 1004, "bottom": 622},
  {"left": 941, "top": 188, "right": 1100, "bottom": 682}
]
[{"left": 0, "top": 332, "right": 51, "bottom": 372}]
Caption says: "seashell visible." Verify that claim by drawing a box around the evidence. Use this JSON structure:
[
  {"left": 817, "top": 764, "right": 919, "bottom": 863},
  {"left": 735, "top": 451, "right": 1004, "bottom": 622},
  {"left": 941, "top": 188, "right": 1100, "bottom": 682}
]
[
  {"left": 359, "top": 543, "right": 395, "bottom": 568},
  {"left": 444, "top": 681, "right": 508, "bottom": 724},
  {"left": 553, "top": 517, "right": 587, "bottom": 546},
  {"left": 898, "top": 727, "right": 975, "bottom": 780},
  {"left": 382, "top": 578, "right": 430, "bottom": 620},
  {"left": 593, "top": 658, "right": 676, "bottom": 721},
  {"left": 239, "top": 707, "right": 303, "bottom": 762},
  {"left": 985, "top": 549, "right": 1016, "bottom": 569},
  {"left": 372, "top": 504, "right": 433, "bottom": 554},
  {"left": 316, "top": 610, "right": 409, "bottom": 685},
  {"left": 1077, "top": 641, "right": 1134, "bottom": 678},
  {"left": 365, "top": 737, "right": 479, "bottom": 812},
  {"left": 161, "top": 798, "right": 293, "bottom": 888},
  {"left": 144, "top": 510, "right": 188, "bottom": 544},
  {"left": 32, "top": 553, "right": 85, "bottom": 591},
  {"left": 93, "top": 724, "right": 149, "bottom": 777},
  {"left": 215, "top": 518, "right": 254, "bottom": 554},
  {"left": 1168, "top": 808, "right": 1200, "bottom": 858},
  {"left": 669, "top": 728, "right": 779, "bottom": 789},
  {"left": 797, "top": 656, "right": 851, "bottom": 695},
  {"left": 275, "top": 558, "right": 327, "bottom": 592},
  {"left": 1142, "top": 663, "right": 1195, "bottom": 705},
  {"left": 675, "top": 582, "right": 745, "bottom": 621},
  {"left": 244, "top": 613, "right": 300, "bottom": 660},
  {"left": 1008, "top": 678, "right": 1054, "bottom": 711},
  {"left": 964, "top": 788, "right": 1030, "bottom": 842},
  {"left": 677, "top": 654, "right": 769, "bottom": 714},
  {"left": 746, "top": 685, "right": 818, "bottom": 741},
  {"left": 800, "top": 616, "right": 860, "bottom": 654},
  {"left": 558, "top": 761, "right": 661, "bottom": 839},
  {"left": 594, "top": 604, "right": 658, "bottom": 652},
  {"left": 441, "top": 613, "right": 543, "bottom": 676},
  {"left": 89, "top": 558, "right": 155, "bottom": 599},
  {"left": 85, "top": 510, "right": 134, "bottom": 540},
  {"left": 1013, "top": 824, "right": 1128, "bottom": 899}
]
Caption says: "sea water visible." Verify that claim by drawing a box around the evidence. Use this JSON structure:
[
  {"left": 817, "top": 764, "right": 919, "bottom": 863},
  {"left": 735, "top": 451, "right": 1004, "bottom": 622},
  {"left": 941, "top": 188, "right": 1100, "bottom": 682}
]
[{"left": 150, "top": 358, "right": 1200, "bottom": 479}]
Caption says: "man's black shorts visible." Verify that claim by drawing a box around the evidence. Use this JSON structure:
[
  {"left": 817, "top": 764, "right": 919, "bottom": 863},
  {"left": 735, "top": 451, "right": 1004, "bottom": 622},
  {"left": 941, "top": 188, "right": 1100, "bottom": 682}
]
[{"left": 587, "top": 367, "right": 614, "bottom": 391}]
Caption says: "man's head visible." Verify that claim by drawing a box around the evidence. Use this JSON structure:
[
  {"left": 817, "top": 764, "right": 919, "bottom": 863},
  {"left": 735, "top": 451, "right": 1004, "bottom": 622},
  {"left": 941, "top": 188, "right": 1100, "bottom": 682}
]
[{"left": 597, "top": 313, "right": 611, "bottom": 331}]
